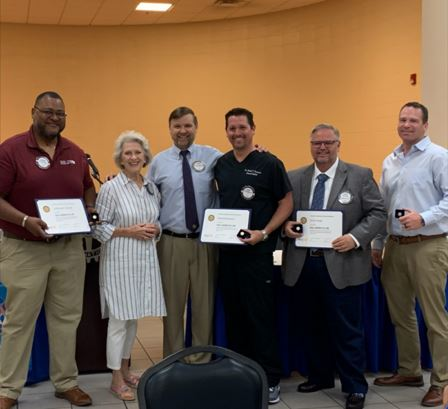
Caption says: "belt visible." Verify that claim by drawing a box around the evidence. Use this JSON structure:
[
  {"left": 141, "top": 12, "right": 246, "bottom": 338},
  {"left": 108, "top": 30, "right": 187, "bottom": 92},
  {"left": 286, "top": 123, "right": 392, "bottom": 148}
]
[
  {"left": 309, "top": 249, "right": 324, "bottom": 257},
  {"left": 162, "top": 229, "right": 200, "bottom": 239},
  {"left": 2, "top": 231, "right": 61, "bottom": 243},
  {"left": 389, "top": 233, "right": 447, "bottom": 245}
]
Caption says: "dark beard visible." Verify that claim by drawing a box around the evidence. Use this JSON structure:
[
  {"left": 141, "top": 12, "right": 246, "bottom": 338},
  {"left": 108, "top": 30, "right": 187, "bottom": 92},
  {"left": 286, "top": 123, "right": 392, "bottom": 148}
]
[{"left": 35, "top": 122, "right": 65, "bottom": 140}]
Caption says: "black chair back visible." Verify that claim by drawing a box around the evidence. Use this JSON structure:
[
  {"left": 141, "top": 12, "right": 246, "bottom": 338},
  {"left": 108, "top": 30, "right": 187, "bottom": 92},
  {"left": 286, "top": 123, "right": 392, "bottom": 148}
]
[{"left": 137, "top": 345, "right": 268, "bottom": 409}]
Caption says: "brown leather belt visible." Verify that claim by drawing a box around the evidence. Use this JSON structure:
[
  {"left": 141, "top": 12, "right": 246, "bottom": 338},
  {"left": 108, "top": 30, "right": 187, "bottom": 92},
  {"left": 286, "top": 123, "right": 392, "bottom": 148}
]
[
  {"left": 2, "top": 231, "right": 61, "bottom": 243},
  {"left": 389, "top": 233, "right": 447, "bottom": 245},
  {"left": 162, "top": 229, "right": 200, "bottom": 239}
]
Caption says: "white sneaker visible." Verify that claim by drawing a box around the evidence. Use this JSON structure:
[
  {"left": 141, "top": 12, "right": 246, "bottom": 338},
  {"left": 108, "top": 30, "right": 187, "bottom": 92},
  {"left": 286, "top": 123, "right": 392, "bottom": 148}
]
[{"left": 268, "top": 385, "right": 280, "bottom": 404}]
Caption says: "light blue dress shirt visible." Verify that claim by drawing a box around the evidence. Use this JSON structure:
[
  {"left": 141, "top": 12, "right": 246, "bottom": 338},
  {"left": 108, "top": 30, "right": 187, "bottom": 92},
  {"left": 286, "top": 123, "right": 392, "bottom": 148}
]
[
  {"left": 376, "top": 136, "right": 448, "bottom": 246},
  {"left": 148, "top": 144, "right": 221, "bottom": 234}
]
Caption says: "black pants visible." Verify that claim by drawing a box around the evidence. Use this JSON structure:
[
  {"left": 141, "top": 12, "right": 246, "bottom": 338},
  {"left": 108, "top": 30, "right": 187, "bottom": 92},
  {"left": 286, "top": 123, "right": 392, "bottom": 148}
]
[
  {"left": 291, "top": 254, "right": 368, "bottom": 394},
  {"left": 218, "top": 250, "right": 282, "bottom": 386}
]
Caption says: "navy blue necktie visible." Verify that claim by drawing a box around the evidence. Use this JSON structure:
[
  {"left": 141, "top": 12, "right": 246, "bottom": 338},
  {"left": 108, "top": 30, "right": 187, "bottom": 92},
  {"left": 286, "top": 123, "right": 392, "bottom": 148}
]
[
  {"left": 311, "top": 173, "right": 329, "bottom": 210},
  {"left": 180, "top": 150, "right": 199, "bottom": 231}
]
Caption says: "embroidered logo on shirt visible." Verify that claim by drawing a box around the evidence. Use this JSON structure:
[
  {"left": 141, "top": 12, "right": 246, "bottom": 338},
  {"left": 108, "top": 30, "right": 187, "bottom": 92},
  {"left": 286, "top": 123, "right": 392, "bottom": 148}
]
[
  {"left": 60, "top": 160, "right": 76, "bottom": 165},
  {"left": 35, "top": 156, "right": 50, "bottom": 170},
  {"left": 241, "top": 185, "right": 255, "bottom": 200},
  {"left": 245, "top": 168, "right": 261, "bottom": 176},
  {"left": 192, "top": 161, "right": 206, "bottom": 172}
]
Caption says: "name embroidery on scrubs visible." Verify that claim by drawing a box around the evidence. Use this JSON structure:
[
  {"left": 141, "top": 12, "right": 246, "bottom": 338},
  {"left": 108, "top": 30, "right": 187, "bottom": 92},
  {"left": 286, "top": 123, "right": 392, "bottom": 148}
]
[{"left": 245, "top": 168, "right": 261, "bottom": 176}]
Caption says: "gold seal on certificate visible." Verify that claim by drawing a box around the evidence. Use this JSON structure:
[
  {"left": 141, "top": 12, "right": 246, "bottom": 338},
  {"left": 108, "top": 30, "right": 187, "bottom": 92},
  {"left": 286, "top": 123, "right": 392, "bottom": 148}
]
[
  {"left": 200, "top": 208, "right": 250, "bottom": 245},
  {"left": 35, "top": 198, "right": 91, "bottom": 235},
  {"left": 294, "top": 210, "right": 343, "bottom": 248}
]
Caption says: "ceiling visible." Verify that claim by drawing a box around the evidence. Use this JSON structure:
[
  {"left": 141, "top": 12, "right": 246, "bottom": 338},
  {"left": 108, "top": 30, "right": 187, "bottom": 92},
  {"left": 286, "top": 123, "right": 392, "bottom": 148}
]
[{"left": 0, "top": 0, "right": 324, "bottom": 26}]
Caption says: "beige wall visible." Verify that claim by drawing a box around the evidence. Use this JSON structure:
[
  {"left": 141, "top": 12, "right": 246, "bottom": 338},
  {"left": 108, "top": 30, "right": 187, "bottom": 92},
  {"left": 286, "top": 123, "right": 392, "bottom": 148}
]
[
  {"left": 0, "top": 0, "right": 420, "bottom": 181},
  {"left": 422, "top": 0, "right": 448, "bottom": 147}
]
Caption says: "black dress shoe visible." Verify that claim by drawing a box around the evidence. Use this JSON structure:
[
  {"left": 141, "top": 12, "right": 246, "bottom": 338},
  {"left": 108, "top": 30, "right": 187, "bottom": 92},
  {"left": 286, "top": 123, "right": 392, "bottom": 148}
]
[
  {"left": 346, "top": 393, "right": 365, "bottom": 409},
  {"left": 297, "top": 381, "right": 333, "bottom": 393}
]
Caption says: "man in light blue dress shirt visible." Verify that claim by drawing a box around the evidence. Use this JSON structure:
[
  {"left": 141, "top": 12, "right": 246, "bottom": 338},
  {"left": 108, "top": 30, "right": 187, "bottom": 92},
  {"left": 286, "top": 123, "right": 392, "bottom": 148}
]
[
  {"left": 148, "top": 107, "right": 221, "bottom": 363},
  {"left": 373, "top": 102, "right": 448, "bottom": 407}
]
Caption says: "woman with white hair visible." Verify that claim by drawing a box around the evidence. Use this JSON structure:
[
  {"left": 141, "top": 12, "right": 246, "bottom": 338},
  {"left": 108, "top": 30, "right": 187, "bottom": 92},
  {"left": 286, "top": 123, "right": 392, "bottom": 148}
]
[{"left": 94, "top": 130, "right": 166, "bottom": 401}]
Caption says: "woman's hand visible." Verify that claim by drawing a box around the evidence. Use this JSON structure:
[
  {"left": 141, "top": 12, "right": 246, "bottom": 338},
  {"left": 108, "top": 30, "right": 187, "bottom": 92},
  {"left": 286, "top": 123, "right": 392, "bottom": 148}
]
[
  {"left": 127, "top": 224, "right": 156, "bottom": 240},
  {"left": 144, "top": 223, "right": 160, "bottom": 239}
]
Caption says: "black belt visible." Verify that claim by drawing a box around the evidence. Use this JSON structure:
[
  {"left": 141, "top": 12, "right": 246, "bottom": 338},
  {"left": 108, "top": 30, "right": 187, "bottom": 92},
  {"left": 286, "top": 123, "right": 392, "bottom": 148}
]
[
  {"left": 2, "top": 231, "right": 61, "bottom": 243},
  {"left": 389, "top": 233, "right": 446, "bottom": 245},
  {"left": 162, "top": 229, "right": 200, "bottom": 239},
  {"left": 309, "top": 249, "right": 324, "bottom": 257}
]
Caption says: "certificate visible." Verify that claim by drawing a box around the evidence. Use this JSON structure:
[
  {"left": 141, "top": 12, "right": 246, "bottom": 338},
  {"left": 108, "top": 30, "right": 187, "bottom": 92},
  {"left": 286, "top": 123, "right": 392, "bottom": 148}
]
[
  {"left": 36, "top": 198, "right": 91, "bottom": 235},
  {"left": 295, "top": 210, "right": 343, "bottom": 248},
  {"left": 200, "top": 208, "right": 250, "bottom": 245}
]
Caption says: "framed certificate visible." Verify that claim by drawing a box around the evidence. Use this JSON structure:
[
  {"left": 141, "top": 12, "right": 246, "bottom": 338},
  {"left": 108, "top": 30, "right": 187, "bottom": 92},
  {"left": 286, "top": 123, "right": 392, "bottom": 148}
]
[
  {"left": 200, "top": 208, "right": 250, "bottom": 245},
  {"left": 294, "top": 210, "right": 343, "bottom": 248},
  {"left": 36, "top": 198, "right": 91, "bottom": 235}
]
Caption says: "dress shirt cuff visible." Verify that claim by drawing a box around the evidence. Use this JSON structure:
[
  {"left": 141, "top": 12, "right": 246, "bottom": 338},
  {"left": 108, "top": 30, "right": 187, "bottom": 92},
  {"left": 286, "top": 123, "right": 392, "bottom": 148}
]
[
  {"left": 92, "top": 223, "right": 115, "bottom": 243},
  {"left": 420, "top": 211, "right": 433, "bottom": 226},
  {"left": 348, "top": 233, "right": 360, "bottom": 249}
]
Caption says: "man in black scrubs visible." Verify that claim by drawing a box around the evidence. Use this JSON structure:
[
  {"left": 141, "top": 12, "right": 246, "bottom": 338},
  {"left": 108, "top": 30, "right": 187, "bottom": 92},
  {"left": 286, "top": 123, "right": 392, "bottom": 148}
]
[{"left": 214, "top": 107, "right": 293, "bottom": 405}]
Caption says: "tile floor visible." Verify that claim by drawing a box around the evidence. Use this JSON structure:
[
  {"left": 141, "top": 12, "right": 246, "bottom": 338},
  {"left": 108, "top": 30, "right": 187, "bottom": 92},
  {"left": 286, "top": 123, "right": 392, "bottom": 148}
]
[{"left": 15, "top": 317, "right": 435, "bottom": 408}]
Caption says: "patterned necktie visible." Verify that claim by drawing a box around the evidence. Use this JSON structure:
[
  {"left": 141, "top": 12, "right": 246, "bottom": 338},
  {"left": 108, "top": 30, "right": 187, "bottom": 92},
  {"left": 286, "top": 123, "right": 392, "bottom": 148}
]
[
  {"left": 311, "top": 173, "right": 329, "bottom": 210},
  {"left": 180, "top": 150, "right": 199, "bottom": 231}
]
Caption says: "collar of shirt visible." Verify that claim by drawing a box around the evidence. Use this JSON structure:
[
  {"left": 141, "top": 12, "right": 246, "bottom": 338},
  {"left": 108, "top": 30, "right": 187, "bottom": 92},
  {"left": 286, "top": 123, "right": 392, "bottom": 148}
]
[
  {"left": 169, "top": 143, "right": 197, "bottom": 159},
  {"left": 312, "top": 157, "right": 339, "bottom": 181},
  {"left": 393, "top": 135, "right": 431, "bottom": 157},
  {"left": 310, "top": 157, "right": 339, "bottom": 209},
  {"left": 117, "top": 171, "right": 149, "bottom": 187},
  {"left": 26, "top": 125, "right": 69, "bottom": 154}
]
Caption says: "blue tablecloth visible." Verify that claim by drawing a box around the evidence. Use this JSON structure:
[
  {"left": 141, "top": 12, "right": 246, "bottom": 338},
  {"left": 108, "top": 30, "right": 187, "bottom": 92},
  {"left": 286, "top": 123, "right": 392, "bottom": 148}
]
[
  {"left": 1, "top": 265, "right": 446, "bottom": 384},
  {"left": 203, "top": 266, "right": 448, "bottom": 376},
  {"left": 0, "top": 284, "right": 49, "bottom": 385}
]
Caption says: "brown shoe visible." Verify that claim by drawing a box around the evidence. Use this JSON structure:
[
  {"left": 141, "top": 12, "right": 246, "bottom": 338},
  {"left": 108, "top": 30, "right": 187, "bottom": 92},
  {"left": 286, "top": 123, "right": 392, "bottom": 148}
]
[
  {"left": 374, "top": 373, "right": 424, "bottom": 387},
  {"left": 421, "top": 386, "right": 443, "bottom": 407},
  {"left": 0, "top": 396, "right": 17, "bottom": 409},
  {"left": 55, "top": 386, "right": 92, "bottom": 406}
]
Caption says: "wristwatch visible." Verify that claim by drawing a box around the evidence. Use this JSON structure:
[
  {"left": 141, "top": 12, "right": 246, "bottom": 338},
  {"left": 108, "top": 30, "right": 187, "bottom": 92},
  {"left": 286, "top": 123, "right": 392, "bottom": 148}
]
[{"left": 261, "top": 229, "right": 269, "bottom": 241}]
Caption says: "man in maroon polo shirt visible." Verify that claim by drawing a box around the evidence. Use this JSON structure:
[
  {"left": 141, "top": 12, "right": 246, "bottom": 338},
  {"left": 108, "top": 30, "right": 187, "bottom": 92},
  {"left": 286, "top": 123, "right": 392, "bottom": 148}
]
[{"left": 0, "top": 91, "right": 96, "bottom": 409}]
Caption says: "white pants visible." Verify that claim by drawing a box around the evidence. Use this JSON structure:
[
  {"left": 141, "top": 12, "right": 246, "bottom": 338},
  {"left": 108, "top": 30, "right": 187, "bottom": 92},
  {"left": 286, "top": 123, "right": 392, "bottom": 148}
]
[{"left": 107, "top": 316, "right": 137, "bottom": 370}]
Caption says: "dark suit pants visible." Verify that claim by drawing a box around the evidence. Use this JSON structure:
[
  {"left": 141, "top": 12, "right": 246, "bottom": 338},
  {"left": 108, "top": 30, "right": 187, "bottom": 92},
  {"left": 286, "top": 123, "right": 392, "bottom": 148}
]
[
  {"left": 292, "top": 253, "right": 368, "bottom": 394},
  {"left": 219, "top": 250, "right": 282, "bottom": 387}
]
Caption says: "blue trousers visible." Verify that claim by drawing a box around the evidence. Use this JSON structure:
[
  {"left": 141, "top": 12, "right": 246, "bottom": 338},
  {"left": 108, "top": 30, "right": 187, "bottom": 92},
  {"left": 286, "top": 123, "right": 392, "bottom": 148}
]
[{"left": 291, "top": 254, "right": 368, "bottom": 394}]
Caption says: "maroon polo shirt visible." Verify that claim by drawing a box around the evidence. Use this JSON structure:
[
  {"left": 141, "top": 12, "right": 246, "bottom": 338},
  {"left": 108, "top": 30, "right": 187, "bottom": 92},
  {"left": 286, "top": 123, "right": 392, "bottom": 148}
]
[{"left": 0, "top": 127, "right": 94, "bottom": 241}]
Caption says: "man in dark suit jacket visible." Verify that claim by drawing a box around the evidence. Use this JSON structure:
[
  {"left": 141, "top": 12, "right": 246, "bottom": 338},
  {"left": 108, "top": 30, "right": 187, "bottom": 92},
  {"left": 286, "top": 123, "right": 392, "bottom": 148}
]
[{"left": 282, "top": 123, "right": 387, "bottom": 409}]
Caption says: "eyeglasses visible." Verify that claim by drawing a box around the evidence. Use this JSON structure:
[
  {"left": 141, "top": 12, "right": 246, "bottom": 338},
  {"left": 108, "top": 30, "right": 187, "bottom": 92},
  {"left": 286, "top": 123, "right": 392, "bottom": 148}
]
[
  {"left": 310, "top": 140, "right": 338, "bottom": 147},
  {"left": 34, "top": 106, "right": 67, "bottom": 119}
]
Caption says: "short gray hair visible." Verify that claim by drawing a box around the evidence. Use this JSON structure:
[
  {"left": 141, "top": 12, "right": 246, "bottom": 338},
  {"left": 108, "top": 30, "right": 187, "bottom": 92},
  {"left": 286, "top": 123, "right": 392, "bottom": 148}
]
[
  {"left": 113, "top": 130, "right": 152, "bottom": 169},
  {"left": 310, "top": 123, "right": 340, "bottom": 139}
]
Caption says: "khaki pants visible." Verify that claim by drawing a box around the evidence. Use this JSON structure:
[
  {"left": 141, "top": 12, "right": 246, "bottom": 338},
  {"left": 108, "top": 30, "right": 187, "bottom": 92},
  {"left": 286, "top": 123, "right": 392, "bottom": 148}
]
[
  {"left": 0, "top": 236, "right": 85, "bottom": 400},
  {"left": 381, "top": 236, "right": 448, "bottom": 387},
  {"left": 157, "top": 235, "right": 217, "bottom": 363}
]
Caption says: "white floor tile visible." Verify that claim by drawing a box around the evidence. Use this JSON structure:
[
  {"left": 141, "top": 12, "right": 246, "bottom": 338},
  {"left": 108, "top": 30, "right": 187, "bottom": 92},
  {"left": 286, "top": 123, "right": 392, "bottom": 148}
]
[
  {"left": 16, "top": 317, "right": 441, "bottom": 409},
  {"left": 17, "top": 392, "right": 71, "bottom": 409},
  {"left": 22, "top": 381, "right": 54, "bottom": 396}
]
